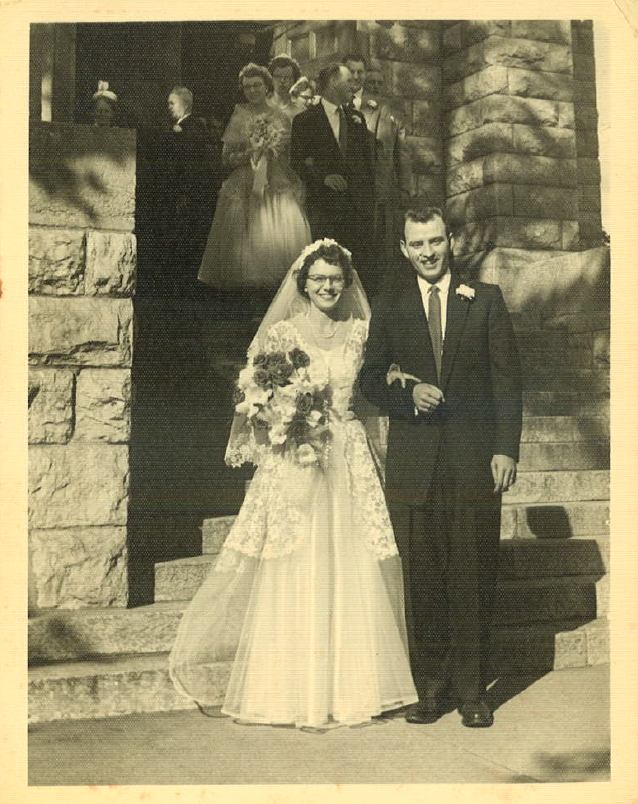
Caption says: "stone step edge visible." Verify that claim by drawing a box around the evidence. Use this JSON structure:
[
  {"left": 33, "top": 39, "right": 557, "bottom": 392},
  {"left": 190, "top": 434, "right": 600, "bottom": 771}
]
[{"left": 27, "top": 618, "right": 609, "bottom": 722}]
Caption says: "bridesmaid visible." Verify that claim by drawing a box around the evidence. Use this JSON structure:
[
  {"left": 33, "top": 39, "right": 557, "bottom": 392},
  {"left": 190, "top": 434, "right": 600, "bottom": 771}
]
[{"left": 198, "top": 63, "right": 311, "bottom": 291}]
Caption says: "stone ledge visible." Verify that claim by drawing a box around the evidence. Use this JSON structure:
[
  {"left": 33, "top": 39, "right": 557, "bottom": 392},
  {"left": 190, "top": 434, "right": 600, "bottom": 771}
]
[{"left": 518, "top": 441, "right": 609, "bottom": 472}]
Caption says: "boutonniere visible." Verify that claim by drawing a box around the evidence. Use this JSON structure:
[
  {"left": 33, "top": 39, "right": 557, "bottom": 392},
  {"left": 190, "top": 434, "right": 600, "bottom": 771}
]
[
  {"left": 456, "top": 284, "right": 475, "bottom": 301},
  {"left": 351, "top": 114, "right": 363, "bottom": 124},
  {"left": 365, "top": 99, "right": 378, "bottom": 110}
]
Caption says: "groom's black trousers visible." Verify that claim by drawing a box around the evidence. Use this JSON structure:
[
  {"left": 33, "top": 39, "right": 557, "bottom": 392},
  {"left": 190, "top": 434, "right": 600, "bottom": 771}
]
[{"left": 389, "top": 443, "right": 502, "bottom": 703}]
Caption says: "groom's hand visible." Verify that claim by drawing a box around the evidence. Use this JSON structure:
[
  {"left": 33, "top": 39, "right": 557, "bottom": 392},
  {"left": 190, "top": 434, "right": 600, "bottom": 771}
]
[
  {"left": 412, "top": 383, "right": 444, "bottom": 414},
  {"left": 491, "top": 454, "right": 517, "bottom": 493}
]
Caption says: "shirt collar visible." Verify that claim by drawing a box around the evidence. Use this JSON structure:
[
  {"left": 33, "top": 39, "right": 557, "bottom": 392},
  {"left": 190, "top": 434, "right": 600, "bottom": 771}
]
[
  {"left": 321, "top": 96, "right": 340, "bottom": 116},
  {"left": 417, "top": 270, "right": 452, "bottom": 296},
  {"left": 176, "top": 113, "right": 190, "bottom": 125}
]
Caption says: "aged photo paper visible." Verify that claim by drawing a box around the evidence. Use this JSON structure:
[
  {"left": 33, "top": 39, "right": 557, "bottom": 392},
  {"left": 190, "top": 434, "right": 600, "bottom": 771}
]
[{"left": 1, "top": 1, "right": 637, "bottom": 802}]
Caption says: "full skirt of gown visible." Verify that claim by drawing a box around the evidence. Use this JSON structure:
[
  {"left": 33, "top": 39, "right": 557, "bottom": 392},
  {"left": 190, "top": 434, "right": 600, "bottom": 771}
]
[
  {"left": 169, "top": 419, "right": 418, "bottom": 729},
  {"left": 198, "top": 160, "right": 312, "bottom": 291}
]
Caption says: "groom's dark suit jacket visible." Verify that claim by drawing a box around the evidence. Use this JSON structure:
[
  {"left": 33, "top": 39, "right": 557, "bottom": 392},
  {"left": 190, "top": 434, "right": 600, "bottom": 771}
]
[{"left": 360, "top": 271, "right": 522, "bottom": 505}]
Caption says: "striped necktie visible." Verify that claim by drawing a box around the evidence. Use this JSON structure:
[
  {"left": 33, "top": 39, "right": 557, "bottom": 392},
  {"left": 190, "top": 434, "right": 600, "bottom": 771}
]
[{"left": 428, "top": 285, "right": 442, "bottom": 382}]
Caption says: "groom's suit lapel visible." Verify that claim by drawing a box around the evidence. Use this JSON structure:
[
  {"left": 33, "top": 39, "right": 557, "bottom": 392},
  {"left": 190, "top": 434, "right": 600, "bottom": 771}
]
[{"left": 440, "top": 273, "right": 471, "bottom": 391}]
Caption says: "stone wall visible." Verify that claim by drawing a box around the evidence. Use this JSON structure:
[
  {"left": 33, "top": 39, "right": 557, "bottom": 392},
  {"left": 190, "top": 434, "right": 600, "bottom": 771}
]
[{"left": 29, "top": 122, "right": 136, "bottom": 610}]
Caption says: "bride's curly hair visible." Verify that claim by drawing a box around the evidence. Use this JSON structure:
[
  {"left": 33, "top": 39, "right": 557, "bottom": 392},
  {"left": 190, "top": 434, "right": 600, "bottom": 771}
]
[{"left": 295, "top": 242, "right": 354, "bottom": 297}]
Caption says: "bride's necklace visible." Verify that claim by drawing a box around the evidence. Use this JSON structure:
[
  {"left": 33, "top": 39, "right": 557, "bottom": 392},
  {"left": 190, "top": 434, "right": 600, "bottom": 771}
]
[{"left": 307, "top": 313, "right": 339, "bottom": 341}]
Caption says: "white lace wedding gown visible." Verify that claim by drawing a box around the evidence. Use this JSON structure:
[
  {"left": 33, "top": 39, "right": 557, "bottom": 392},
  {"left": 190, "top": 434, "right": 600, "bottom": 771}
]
[{"left": 169, "top": 318, "right": 417, "bottom": 728}]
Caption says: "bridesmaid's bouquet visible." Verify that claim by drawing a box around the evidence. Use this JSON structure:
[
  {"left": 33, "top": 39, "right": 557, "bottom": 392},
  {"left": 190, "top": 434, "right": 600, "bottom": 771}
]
[
  {"left": 246, "top": 114, "right": 285, "bottom": 159},
  {"left": 234, "top": 348, "right": 331, "bottom": 466}
]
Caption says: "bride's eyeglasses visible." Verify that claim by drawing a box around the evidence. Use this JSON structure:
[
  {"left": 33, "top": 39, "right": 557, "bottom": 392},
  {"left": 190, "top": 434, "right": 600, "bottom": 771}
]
[{"left": 307, "top": 274, "right": 345, "bottom": 287}]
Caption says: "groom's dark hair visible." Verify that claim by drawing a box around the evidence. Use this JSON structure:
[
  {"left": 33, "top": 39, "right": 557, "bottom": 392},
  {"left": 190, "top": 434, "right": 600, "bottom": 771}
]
[{"left": 403, "top": 206, "right": 453, "bottom": 238}]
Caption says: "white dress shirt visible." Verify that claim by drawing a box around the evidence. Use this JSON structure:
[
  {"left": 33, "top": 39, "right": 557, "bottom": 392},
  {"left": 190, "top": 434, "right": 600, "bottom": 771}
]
[
  {"left": 353, "top": 88, "right": 363, "bottom": 110},
  {"left": 321, "top": 96, "right": 341, "bottom": 144},
  {"left": 418, "top": 270, "right": 452, "bottom": 339}
]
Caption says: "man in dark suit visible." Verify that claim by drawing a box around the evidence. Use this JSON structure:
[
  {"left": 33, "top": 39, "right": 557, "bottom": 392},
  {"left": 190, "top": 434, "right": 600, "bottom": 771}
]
[
  {"left": 290, "top": 62, "right": 376, "bottom": 291},
  {"left": 360, "top": 207, "right": 522, "bottom": 728}
]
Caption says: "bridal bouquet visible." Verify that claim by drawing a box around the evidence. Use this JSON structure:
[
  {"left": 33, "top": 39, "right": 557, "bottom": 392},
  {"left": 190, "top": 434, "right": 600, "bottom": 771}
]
[
  {"left": 234, "top": 348, "right": 331, "bottom": 466},
  {"left": 246, "top": 114, "right": 285, "bottom": 159}
]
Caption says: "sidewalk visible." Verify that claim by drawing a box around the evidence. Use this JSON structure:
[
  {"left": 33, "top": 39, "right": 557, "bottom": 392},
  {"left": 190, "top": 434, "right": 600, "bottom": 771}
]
[{"left": 28, "top": 664, "right": 609, "bottom": 786}]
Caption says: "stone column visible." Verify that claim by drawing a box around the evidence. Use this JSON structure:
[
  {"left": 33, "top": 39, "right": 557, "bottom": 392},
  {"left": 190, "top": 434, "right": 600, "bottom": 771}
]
[
  {"left": 356, "top": 20, "right": 445, "bottom": 207},
  {"left": 441, "top": 20, "right": 608, "bottom": 320},
  {"left": 28, "top": 122, "right": 136, "bottom": 610}
]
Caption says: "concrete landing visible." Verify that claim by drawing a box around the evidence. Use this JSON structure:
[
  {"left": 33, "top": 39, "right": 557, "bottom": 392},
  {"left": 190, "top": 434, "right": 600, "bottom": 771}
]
[{"left": 28, "top": 664, "right": 609, "bottom": 786}]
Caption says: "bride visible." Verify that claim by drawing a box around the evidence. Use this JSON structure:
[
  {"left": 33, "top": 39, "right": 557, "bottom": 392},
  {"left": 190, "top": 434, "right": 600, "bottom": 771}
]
[{"left": 169, "top": 239, "right": 417, "bottom": 730}]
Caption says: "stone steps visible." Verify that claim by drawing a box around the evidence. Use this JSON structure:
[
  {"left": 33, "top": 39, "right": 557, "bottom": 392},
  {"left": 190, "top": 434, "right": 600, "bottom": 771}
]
[
  {"left": 154, "top": 542, "right": 606, "bottom": 606},
  {"left": 500, "top": 500, "right": 609, "bottom": 539},
  {"left": 27, "top": 616, "right": 609, "bottom": 723},
  {"left": 503, "top": 469, "right": 608, "bottom": 504},
  {"left": 521, "top": 368, "right": 608, "bottom": 393},
  {"left": 520, "top": 416, "right": 608, "bottom": 442},
  {"left": 518, "top": 440, "right": 608, "bottom": 471},
  {"left": 30, "top": 538, "right": 608, "bottom": 664},
  {"left": 522, "top": 391, "right": 608, "bottom": 417}
]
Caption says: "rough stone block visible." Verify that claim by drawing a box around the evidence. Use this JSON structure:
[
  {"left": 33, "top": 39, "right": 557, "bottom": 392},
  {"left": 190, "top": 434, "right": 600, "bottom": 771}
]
[
  {"left": 446, "top": 153, "right": 577, "bottom": 196},
  {"left": 202, "top": 516, "right": 236, "bottom": 554},
  {"left": 505, "top": 469, "right": 609, "bottom": 505},
  {"left": 31, "top": 526, "right": 128, "bottom": 609},
  {"left": 512, "top": 124, "right": 576, "bottom": 157},
  {"left": 407, "top": 135, "right": 444, "bottom": 172},
  {"left": 518, "top": 441, "right": 609, "bottom": 472},
  {"left": 28, "top": 369, "right": 75, "bottom": 444},
  {"left": 521, "top": 415, "right": 609, "bottom": 443},
  {"left": 411, "top": 99, "right": 442, "bottom": 138},
  {"left": 572, "top": 52, "right": 596, "bottom": 82},
  {"left": 446, "top": 183, "right": 513, "bottom": 223},
  {"left": 85, "top": 231, "right": 136, "bottom": 296},
  {"left": 578, "top": 212, "right": 604, "bottom": 245},
  {"left": 391, "top": 63, "right": 441, "bottom": 100},
  {"left": 416, "top": 175, "right": 444, "bottom": 205},
  {"left": 572, "top": 22, "right": 595, "bottom": 55},
  {"left": 443, "top": 37, "right": 572, "bottom": 84},
  {"left": 561, "top": 221, "right": 581, "bottom": 251},
  {"left": 573, "top": 79, "right": 597, "bottom": 106},
  {"left": 462, "top": 20, "right": 511, "bottom": 47},
  {"left": 576, "top": 128, "right": 599, "bottom": 158},
  {"left": 445, "top": 123, "right": 513, "bottom": 166},
  {"left": 29, "top": 297, "right": 133, "bottom": 367},
  {"left": 596, "top": 574, "right": 609, "bottom": 617},
  {"left": 579, "top": 184, "right": 601, "bottom": 213},
  {"left": 29, "top": 123, "right": 135, "bottom": 231},
  {"left": 513, "top": 185, "right": 578, "bottom": 219},
  {"left": 28, "top": 227, "right": 85, "bottom": 295},
  {"left": 442, "top": 22, "right": 462, "bottom": 56},
  {"left": 510, "top": 20, "right": 572, "bottom": 45},
  {"left": 553, "top": 628, "right": 588, "bottom": 670},
  {"left": 586, "top": 620, "right": 609, "bottom": 665},
  {"left": 455, "top": 216, "right": 563, "bottom": 251},
  {"left": 593, "top": 332, "right": 610, "bottom": 368},
  {"left": 558, "top": 102, "right": 576, "bottom": 129},
  {"left": 74, "top": 369, "right": 131, "bottom": 443},
  {"left": 29, "top": 444, "right": 129, "bottom": 528},
  {"left": 480, "top": 245, "right": 610, "bottom": 316},
  {"left": 484, "top": 152, "right": 577, "bottom": 187},
  {"left": 574, "top": 105, "right": 598, "bottom": 130},
  {"left": 371, "top": 23, "right": 440, "bottom": 64},
  {"left": 445, "top": 65, "right": 509, "bottom": 109},
  {"left": 507, "top": 67, "right": 573, "bottom": 101},
  {"left": 447, "top": 95, "right": 560, "bottom": 136}
]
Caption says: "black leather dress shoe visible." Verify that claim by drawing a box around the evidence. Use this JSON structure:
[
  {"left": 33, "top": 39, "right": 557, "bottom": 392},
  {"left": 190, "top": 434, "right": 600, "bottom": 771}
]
[
  {"left": 458, "top": 700, "right": 494, "bottom": 728},
  {"left": 405, "top": 701, "right": 442, "bottom": 724}
]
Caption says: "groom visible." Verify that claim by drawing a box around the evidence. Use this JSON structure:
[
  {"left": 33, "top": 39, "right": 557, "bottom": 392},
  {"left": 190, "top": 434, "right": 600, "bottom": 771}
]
[{"left": 360, "top": 207, "right": 522, "bottom": 728}]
